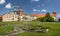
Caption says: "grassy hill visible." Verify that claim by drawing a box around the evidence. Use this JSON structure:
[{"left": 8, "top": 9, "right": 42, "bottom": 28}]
[{"left": 0, "top": 21, "right": 60, "bottom": 36}]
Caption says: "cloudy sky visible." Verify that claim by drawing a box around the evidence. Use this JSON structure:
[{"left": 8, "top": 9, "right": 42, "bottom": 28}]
[{"left": 0, "top": 0, "right": 60, "bottom": 18}]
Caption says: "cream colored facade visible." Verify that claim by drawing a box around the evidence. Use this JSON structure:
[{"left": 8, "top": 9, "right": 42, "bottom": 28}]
[
  {"left": 19, "top": 15, "right": 37, "bottom": 21},
  {"left": 2, "top": 13, "right": 33, "bottom": 22},
  {"left": 3, "top": 13, "right": 18, "bottom": 22},
  {"left": 52, "top": 17, "right": 56, "bottom": 21}
]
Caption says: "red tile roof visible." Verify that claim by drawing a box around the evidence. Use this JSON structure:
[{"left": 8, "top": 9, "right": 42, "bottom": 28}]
[
  {"left": 37, "top": 14, "right": 46, "bottom": 17},
  {"left": 31, "top": 14, "right": 37, "bottom": 17},
  {"left": 31, "top": 14, "right": 56, "bottom": 17}
]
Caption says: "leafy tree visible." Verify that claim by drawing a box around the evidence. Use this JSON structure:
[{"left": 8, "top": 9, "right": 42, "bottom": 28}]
[
  {"left": 45, "top": 12, "right": 54, "bottom": 22},
  {"left": 38, "top": 12, "right": 54, "bottom": 22},
  {"left": 58, "top": 18, "right": 60, "bottom": 22},
  {"left": 45, "top": 12, "right": 50, "bottom": 17}
]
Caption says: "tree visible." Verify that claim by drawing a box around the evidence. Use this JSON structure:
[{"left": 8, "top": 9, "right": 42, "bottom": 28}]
[
  {"left": 0, "top": 19, "right": 2, "bottom": 22},
  {"left": 38, "top": 12, "right": 54, "bottom": 22},
  {"left": 58, "top": 18, "right": 60, "bottom": 22},
  {"left": 45, "top": 12, "right": 50, "bottom": 17},
  {"left": 45, "top": 12, "right": 54, "bottom": 22}
]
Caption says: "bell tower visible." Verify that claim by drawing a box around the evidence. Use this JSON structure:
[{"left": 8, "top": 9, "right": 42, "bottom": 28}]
[
  {"left": 52, "top": 11, "right": 56, "bottom": 17},
  {"left": 19, "top": 7, "right": 24, "bottom": 16}
]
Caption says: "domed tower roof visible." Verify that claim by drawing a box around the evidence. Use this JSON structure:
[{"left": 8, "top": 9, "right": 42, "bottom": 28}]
[
  {"left": 52, "top": 11, "right": 56, "bottom": 14},
  {"left": 51, "top": 11, "right": 56, "bottom": 17}
]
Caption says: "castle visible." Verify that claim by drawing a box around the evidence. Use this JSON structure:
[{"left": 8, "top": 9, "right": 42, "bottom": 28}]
[
  {"left": 2, "top": 6, "right": 37, "bottom": 22},
  {"left": 0, "top": 6, "right": 56, "bottom": 22}
]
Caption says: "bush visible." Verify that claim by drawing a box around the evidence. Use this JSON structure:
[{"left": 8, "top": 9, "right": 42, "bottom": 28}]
[
  {"left": 0, "top": 19, "right": 2, "bottom": 22},
  {"left": 58, "top": 18, "right": 60, "bottom": 22}
]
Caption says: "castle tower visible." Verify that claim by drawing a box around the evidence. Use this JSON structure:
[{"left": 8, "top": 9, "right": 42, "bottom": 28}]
[
  {"left": 14, "top": 4, "right": 18, "bottom": 14},
  {"left": 19, "top": 7, "right": 24, "bottom": 16},
  {"left": 51, "top": 11, "right": 56, "bottom": 21},
  {"left": 52, "top": 11, "right": 56, "bottom": 17}
]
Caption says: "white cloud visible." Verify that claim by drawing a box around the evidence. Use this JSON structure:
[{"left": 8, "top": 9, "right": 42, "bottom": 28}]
[
  {"left": 33, "top": 9, "right": 48, "bottom": 12},
  {"left": 33, "top": 9, "right": 40, "bottom": 12},
  {"left": 0, "top": 0, "right": 5, "bottom": 4},
  {"left": 41, "top": 9, "right": 47, "bottom": 12},
  {"left": 5, "top": 3, "right": 12, "bottom": 9},
  {"left": 33, "top": 9, "right": 37, "bottom": 12},
  {"left": 32, "top": 0, "right": 40, "bottom": 2}
]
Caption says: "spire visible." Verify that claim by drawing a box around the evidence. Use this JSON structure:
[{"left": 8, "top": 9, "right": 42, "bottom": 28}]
[
  {"left": 14, "top": 3, "right": 18, "bottom": 14},
  {"left": 14, "top": 5, "right": 18, "bottom": 12}
]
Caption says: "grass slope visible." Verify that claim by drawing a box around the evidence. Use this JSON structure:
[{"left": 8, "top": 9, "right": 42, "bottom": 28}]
[{"left": 0, "top": 21, "right": 60, "bottom": 36}]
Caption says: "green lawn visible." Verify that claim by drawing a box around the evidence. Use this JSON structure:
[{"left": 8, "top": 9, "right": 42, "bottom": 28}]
[{"left": 0, "top": 21, "right": 60, "bottom": 36}]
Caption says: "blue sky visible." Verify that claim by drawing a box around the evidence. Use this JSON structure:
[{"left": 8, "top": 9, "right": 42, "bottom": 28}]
[{"left": 0, "top": 0, "right": 60, "bottom": 18}]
